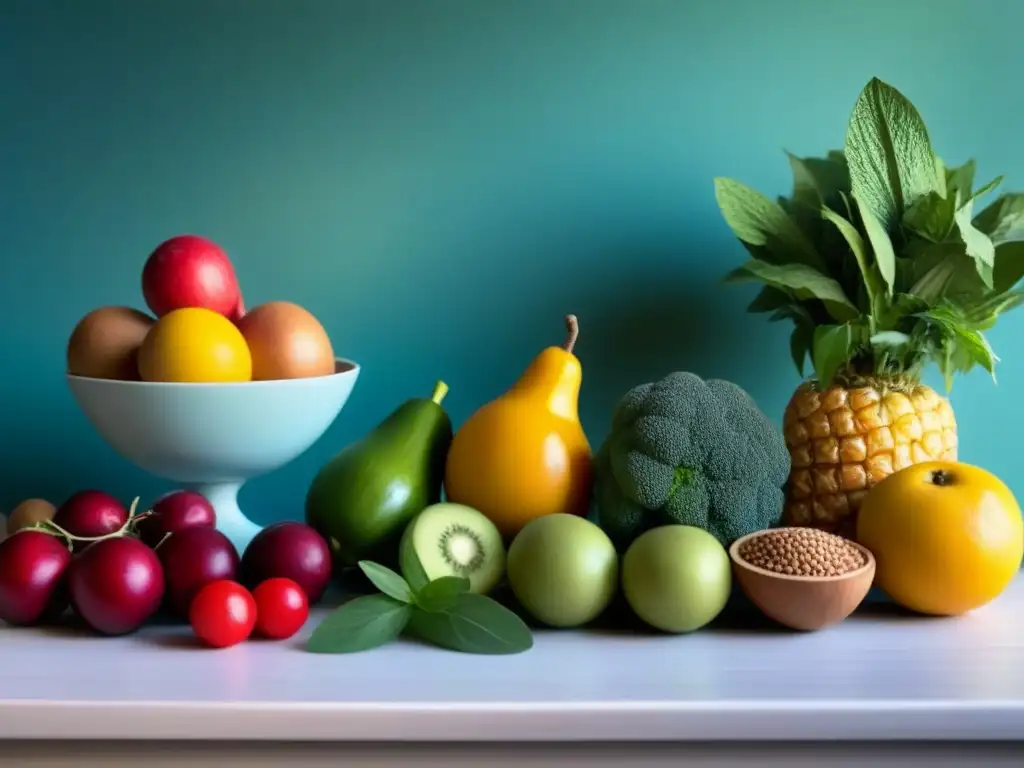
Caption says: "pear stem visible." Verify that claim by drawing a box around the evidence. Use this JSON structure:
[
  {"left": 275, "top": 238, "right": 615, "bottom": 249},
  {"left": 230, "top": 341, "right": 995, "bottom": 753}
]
[
  {"left": 562, "top": 314, "right": 579, "bottom": 354},
  {"left": 431, "top": 380, "right": 449, "bottom": 405}
]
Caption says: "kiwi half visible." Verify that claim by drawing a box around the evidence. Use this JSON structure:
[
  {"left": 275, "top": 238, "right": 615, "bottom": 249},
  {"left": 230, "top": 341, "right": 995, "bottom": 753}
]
[{"left": 399, "top": 502, "right": 505, "bottom": 595}]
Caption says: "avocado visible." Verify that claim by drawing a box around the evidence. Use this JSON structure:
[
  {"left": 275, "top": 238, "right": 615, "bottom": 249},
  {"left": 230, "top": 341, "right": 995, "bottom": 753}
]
[{"left": 305, "top": 381, "right": 453, "bottom": 570}]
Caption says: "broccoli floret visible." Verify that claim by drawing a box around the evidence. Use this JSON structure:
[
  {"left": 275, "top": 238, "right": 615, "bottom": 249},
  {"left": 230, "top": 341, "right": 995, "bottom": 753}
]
[{"left": 594, "top": 372, "right": 790, "bottom": 551}]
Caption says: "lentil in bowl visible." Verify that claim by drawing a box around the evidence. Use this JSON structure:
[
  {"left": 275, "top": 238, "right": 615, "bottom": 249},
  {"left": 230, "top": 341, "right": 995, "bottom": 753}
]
[{"left": 728, "top": 527, "right": 876, "bottom": 631}]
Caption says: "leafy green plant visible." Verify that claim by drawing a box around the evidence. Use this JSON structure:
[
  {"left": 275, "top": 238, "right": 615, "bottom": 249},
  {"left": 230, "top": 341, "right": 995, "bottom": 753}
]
[
  {"left": 715, "top": 76, "right": 1024, "bottom": 391},
  {"left": 307, "top": 561, "right": 534, "bottom": 655}
]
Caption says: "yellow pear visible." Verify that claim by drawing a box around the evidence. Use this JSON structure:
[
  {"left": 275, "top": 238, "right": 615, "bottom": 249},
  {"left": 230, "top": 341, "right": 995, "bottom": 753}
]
[{"left": 444, "top": 315, "right": 592, "bottom": 537}]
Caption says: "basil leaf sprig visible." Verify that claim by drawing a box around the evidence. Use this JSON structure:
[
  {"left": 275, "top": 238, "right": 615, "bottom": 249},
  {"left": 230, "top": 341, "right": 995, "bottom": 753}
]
[{"left": 307, "top": 561, "right": 533, "bottom": 655}]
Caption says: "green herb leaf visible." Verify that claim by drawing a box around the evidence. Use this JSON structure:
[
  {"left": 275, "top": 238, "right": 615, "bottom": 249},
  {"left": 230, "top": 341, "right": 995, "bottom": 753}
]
[
  {"left": 787, "top": 151, "right": 850, "bottom": 208},
  {"left": 963, "top": 330, "right": 998, "bottom": 378},
  {"left": 713, "top": 178, "right": 823, "bottom": 269},
  {"left": 906, "top": 242, "right": 988, "bottom": 305},
  {"left": 902, "top": 190, "right": 956, "bottom": 242},
  {"left": 400, "top": 550, "right": 431, "bottom": 595},
  {"left": 724, "top": 259, "right": 858, "bottom": 322},
  {"left": 358, "top": 561, "right": 414, "bottom": 604},
  {"left": 769, "top": 304, "right": 813, "bottom": 326},
  {"left": 820, "top": 204, "right": 883, "bottom": 313},
  {"left": 811, "top": 323, "right": 853, "bottom": 388},
  {"left": 853, "top": 192, "right": 897, "bottom": 296},
  {"left": 746, "top": 286, "right": 793, "bottom": 314},
  {"left": 965, "top": 176, "right": 1003, "bottom": 207},
  {"left": 789, "top": 323, "right": 814, "bottom": 377},
  {"left": 405, "top": 593, "right": 534, "bottom": 656},
  {"left": 974, "top": 193, "right": 1024, "bottom": 245},
  {"left": 307, "top": 594, "right": 413, "bottom": 654},
  {"left": 870, "top": 331, "right": 911, "bottom": 348},
  {"left": 933, "top": 155, "right": 948, "bottom": 198},
  {"left": 919, "top": 305, "right": 999, "bottom": 380},
  {"left": 963, "top": 290, "right": 1024, "bottom": 330},
  {"left": 953, "top": 194, "right": 995, "bottom": 288},
  {"left": 944, "top": 158, "right": 975, "bottom": 200},
  {"left": 878, "top": 293, "right": 930, "bottom": 330},
  {"left": 844, "top": 77, "right": 940, "bottom": 230},
  {"left": 415, "top": 576, "right": 471, "bottom": 613},
  {"left": 994, "top": 242, "right": 1024, "bottom": 292},
  {"left": 909, "top": 247, "right": 961, "bottom": 304}
]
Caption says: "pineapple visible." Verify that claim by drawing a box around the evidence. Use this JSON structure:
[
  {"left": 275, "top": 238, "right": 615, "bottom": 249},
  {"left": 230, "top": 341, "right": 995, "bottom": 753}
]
[{"left": 714, "top": 77, "right": 1024, "bottom": 537}]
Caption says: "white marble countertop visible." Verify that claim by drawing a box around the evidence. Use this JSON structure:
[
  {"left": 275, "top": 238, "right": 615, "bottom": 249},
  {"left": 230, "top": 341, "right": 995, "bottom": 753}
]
[{"left": 1, "top": 577, "right": 1023, "bottom": 743}]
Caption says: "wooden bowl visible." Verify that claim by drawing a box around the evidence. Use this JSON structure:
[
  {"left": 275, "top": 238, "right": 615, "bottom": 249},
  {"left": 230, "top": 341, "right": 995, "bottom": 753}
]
[{"left": 728, "top": 530, "right": 876, "bottom": 631}]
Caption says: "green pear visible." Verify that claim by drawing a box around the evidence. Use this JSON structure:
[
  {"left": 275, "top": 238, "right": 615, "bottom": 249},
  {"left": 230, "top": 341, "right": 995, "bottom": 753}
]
[{"left": 305, "top": 381, "right": 453, "bottom": 570}]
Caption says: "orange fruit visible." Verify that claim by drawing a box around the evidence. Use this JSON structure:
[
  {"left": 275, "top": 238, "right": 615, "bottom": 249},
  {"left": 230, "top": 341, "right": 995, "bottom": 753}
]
[
  {"left": 856, "top": 460, "right": 1023, "bottom": 616},
  {"left": 137, "top": 307, "right": 252, "bottom": 383}
]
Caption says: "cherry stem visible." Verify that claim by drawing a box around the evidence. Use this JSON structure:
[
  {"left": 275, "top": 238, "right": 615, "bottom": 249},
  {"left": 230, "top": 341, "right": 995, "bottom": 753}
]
[
  {"left": 562, "top": 314, "right": 579, "bottom": 354},
  {"left": 40, "top": 495, "right": 153, "bottom": 547}
]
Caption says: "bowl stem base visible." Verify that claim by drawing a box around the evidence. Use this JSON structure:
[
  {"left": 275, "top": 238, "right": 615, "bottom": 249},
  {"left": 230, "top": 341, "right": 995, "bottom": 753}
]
[{"left": 192, "top": 481, "right": 263, "bottom": 556}]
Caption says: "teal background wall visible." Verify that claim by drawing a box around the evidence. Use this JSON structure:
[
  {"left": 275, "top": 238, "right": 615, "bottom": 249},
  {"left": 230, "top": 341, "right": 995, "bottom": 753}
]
[{"left": 2, "top": 0, "right": 1022, "bottom": 524}]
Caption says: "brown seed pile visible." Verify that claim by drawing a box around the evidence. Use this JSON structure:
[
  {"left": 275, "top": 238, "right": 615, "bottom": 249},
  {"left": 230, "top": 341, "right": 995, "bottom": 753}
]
[{"left": 738, "top": 527, "right": 867, "bottom": 577}]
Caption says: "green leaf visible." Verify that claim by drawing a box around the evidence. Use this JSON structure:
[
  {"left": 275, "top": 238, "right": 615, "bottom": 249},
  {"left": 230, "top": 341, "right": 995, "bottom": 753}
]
[
  {"left": 789, "top": 323, "right": 814, "bottom": 377},
  {"left": 994, "top": 242, "right": 1024, "bottom": 292},
  {"left": 768, "top": 304, "right": 815, "bottom": 331},
  {"left": 415, "top": 576, "right": 471, "bottom": 613},
  {"left": 902, "top": 190, "right": 956, "bottom": 242},
  {"left": 844, "top": 77, "right": 940, "bottom": 229},
  {"left": 944, "top": 158, "right": 975, "bottom": 200},
  {"left": 770, "top": 305, "right": 806, "bottom": 324},
  {"left": 854, "top": 192, "right": 897, "bottom": 296},
  {"left": 811, "top": 323, "right": 854, "bottom": 388},
  {"left": 746, "top": 286, "right": 793, "bottom": 314},
  {"left": 870, "top": 330, "right": 911, "bottom": 348},
  {"left": 974, "top": 193, "right": 1024, "bottom": 245},
  {"left": 713, "top": 177, "right": 824, "bottom": 269},
  {"left": 965, "top": 175, "right": 1003, "bottom": 206},
  {"left": 963, "top": 290, "right": 1024, "bottom": 330},
  {"left": 820, "top": 204, "right": 884, "bottom": 311},
  {"left": 786, "top": 151, "right": 850, "bottom": 208},
  {"left": 307, "top": 594, "right": 413, "bottom": 654},
  {"left": 962, "top": 330, "right": 998, "bottom": 378},
  {"left": 919, "top": 305, "right": 999, "bottom": 380},
  {"left": 905, "top": 241, "right": 989, "bottom": 306},
  {"left": 933, "top": 154, "right": 948, "bottom": 198},
  {"left": 405, "top": 594, "right": 534, "bottom": 656},
  {"left": 879, "top": 292, "right": 930, "bottom": 327},
  {"left": 724, "top": 259, "right": 858, "bottom": 321},
  {"left": 358, "top": 561, "right": 414, "bottom": 604},
  {"left": 908, "top": 243, "right": 965, "bottom": 303},
  {"left": 954, "top": 193, "right": 996, "bottom": 288}
]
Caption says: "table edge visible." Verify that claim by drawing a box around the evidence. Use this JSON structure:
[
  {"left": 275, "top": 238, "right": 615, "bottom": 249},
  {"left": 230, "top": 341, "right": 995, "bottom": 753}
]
[{"left": 1, "top": 699, "right": 1022, "bottom": 742}]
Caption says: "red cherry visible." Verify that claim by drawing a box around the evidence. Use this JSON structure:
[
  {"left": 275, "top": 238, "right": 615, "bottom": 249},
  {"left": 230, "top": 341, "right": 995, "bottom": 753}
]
[
  {"left": 189, "top": 580, "right": 256, "bottom": 649},
  {"left": 0, "top": 531, "right": 72, "bottom": 626},
  {"left": 136, "top": 490, "right": 216, "bottom": 548},
  {"left": 68, "top": 537, "right": 165, "bottom": 636},
  {"left": 252, "top": 577, "right": 309, "bottom": 640},
  {"left": 53, "top": 490, "right": 127, "bottom": 544}
]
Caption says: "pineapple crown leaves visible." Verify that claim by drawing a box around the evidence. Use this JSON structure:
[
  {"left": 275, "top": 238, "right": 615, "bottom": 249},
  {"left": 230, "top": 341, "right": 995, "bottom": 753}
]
[{"left": 714, "top": 76, "right": 1024, "bottom": 392}]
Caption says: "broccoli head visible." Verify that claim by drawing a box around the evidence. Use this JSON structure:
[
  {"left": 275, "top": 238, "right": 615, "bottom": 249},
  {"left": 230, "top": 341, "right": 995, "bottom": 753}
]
[{"left": 593, "top": 371, "right": 790, "bottom": 551}]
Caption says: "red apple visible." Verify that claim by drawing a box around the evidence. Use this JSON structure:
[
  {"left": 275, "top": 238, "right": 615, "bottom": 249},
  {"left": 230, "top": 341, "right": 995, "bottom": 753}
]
[{"left": 141, "top": 235, "right": 241, "bottom": 318}]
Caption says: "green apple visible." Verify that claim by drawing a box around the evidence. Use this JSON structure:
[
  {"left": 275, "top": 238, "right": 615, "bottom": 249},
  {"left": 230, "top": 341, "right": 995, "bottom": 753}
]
[
  {"left": 506, "top": 514, "right": 619, "bottom": 628},
  {"left": 621, "top": 525, "right": 731, "bottom": 633}
]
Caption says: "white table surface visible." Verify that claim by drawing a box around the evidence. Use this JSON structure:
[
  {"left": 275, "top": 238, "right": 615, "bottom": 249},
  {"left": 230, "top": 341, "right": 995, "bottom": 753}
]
[{"left": 1, "top": 576, "right": 1023, "bottom": 744}]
